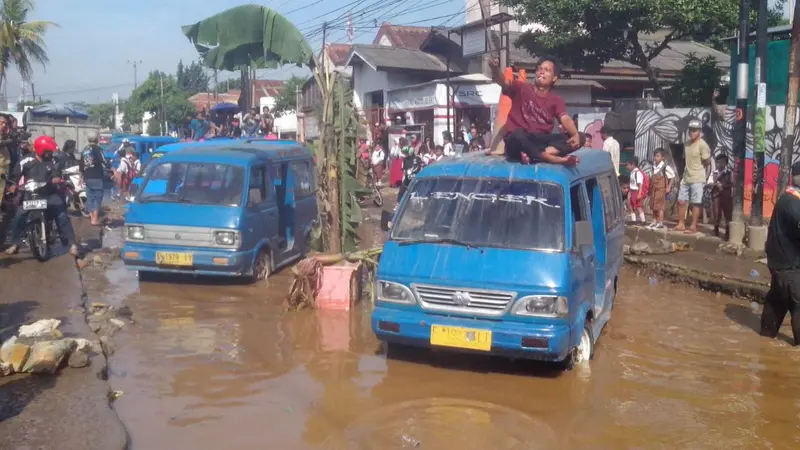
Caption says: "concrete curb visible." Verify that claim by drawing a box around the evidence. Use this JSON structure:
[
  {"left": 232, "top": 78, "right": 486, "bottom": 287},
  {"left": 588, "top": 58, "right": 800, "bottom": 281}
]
[{"left": 624, "top": 255, "right": 769, "bottom": 301}]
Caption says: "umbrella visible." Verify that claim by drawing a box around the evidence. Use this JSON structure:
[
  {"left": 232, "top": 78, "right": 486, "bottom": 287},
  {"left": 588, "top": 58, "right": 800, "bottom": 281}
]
[
  {"left": 210, "top": 102, "right": 240, "bottom": 113},
  {"left": 29, "top": 103, "right": 89, "bottom": 119},
  {"left": 181, "top": 5, "right": 314, "bottom": 72}
]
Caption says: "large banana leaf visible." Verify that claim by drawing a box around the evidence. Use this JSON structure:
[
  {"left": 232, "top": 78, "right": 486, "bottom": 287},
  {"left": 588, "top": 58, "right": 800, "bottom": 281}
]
[{"left": 181, "top": 5, "right": 314, "bottom": 71}]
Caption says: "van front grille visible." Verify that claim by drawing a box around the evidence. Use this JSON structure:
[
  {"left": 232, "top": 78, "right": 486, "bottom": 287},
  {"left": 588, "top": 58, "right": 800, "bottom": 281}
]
[{"left": 411, "top": 284, "right": 516, "bottom": 317}]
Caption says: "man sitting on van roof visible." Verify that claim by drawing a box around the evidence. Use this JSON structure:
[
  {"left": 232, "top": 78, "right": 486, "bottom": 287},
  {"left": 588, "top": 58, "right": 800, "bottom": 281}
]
[{"left": 488, "top": 56, "right": 582, "bottom": 166}]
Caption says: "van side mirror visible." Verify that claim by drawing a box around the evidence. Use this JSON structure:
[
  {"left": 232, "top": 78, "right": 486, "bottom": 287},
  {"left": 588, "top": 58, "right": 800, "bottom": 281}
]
[{"left": 574, "top": 220, "right": 593, "bottom": 249}]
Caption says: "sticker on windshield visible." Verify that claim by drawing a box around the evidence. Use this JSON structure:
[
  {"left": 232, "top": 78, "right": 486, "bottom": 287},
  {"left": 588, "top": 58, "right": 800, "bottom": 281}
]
[{"left": 410, "top": 191, "right": 561, "bottom": 208}]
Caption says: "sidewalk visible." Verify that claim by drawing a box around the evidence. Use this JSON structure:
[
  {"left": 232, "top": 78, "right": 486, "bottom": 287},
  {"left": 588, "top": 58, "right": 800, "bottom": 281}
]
[
  {"left": 624, "top": 223, "right": 770, "bottom": 301},
  {"left": 0, "top": 217, "right": 127, "bottom": 450}
]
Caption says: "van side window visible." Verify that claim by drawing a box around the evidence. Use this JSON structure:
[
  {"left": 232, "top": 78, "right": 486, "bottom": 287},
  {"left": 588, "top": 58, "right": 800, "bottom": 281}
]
[
  {"left": 248, "top": 166, "right": 267, "bottom": 207},
  {"left": 585, "top": 178, "right": 598, "bottom": 210},
  {"left": 290, "top": 161, "right": 314, "bottom": 197},
  {"left": 570, "top": 183, "right": 587, "bottom": 222},
  {"left": 597, "top": 175, "right": 618, "bottom": 231}
]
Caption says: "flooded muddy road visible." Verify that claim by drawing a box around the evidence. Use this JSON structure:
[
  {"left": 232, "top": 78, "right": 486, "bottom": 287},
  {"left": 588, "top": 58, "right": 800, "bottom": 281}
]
[{"left": 86, "top": 262, "right": 800, "bottom": 449}]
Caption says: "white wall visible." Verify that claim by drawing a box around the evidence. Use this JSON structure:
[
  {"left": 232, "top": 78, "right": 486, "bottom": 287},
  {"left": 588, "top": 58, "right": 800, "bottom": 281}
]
[
  {"left": 464, "top": 0, "right": 543, "bottom": 33},
  {"left": 352, "top": 62, "right": 433, "bottom": 121},
  {"left": 553, "top": 85, "right": 593, "bottom": 107}
]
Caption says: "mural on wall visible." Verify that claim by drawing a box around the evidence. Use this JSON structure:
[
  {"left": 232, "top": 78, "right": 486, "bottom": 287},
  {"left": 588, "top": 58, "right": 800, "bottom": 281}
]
[{"left": 577, "top": 105, "right": 800, "bottom": 218}]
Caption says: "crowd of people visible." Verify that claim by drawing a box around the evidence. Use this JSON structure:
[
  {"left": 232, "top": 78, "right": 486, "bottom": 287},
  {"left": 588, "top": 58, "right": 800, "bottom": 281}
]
[
  {"left": 180, "top": 106, "right": 277, "bottom": 141},
  {"left": 612, "top": 119, "right": 733, "bottom": 237}
]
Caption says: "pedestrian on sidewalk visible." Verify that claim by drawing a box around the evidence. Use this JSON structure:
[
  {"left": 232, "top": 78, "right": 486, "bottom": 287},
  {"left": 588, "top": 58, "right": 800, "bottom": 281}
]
[
  {"left": 648, "top": 148, "right": 675, "bottom": 229},
  {"left": 675, "top": 119, "right": 711, "bottom": 234},
  {"left": 711, "top": 154, "right": 733, "bottom": 239},
  {"left": 626, "top": 157, "right": 647, "bottom": 223},
  {"left": 761, "top": 162, "right": 800, "bottom": 345},
  {"left": 600, "top": 125, "right": 620, "bottom": 176}
]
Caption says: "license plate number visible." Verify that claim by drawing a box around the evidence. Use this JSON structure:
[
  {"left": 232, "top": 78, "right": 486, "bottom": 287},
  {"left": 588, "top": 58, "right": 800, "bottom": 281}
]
[
  {"left": 155, "top": 252, "right": 193, "bottom": 266},
  {"left": 430, "top": 325, "right": 492, "bottom": 351},
  {"left": 22, "top": 199, "right": 47, "bottom": 210}
]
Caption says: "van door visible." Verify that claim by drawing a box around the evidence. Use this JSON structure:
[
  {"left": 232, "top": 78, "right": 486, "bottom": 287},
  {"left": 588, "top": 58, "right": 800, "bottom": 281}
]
[
  {"left": 569, "top": 183, "right": 596, "bottom": 311},
  {"left": 245, "top": 164, "right": 280, "bottom": 260},
  {"left": 289, "top": 160, "right": 315, "bottom": 253},
  {"left": 585, "top": 177, "right": 608, "bottom": 315},
  {"left": 598, "top": 173, "right": 625, "bottom": 310}
]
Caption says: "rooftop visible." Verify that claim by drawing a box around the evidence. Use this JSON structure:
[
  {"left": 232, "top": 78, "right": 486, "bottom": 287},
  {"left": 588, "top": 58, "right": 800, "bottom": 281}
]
[
  {"left": 373, "top": 23, "right": 433, "bottom": 49},
  {"left": 346, "top": 44, "right": 458, "bottom": 73}
]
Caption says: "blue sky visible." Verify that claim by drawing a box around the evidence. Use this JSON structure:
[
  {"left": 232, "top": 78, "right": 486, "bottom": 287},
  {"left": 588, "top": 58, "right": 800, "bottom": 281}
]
[
  {"left": 6, "top": 0, "right": 466, "bottom": 104},
  {"left": 4, "top": 0, "right": 790, "bottom": 105}
]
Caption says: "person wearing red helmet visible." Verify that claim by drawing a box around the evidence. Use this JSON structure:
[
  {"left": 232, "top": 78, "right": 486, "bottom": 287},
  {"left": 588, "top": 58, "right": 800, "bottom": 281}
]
[{"left": 4, "top": 135, "right": 78, "bottom": 257}]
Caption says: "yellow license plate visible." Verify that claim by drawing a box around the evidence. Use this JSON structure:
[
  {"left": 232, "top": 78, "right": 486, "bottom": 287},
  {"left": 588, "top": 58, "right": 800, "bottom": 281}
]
[
  {"left": 155, "top": 252, "right": 193, "bottom": 266},
  {"left": 430, "top": 325, "right": 492, "bottom": 351}
]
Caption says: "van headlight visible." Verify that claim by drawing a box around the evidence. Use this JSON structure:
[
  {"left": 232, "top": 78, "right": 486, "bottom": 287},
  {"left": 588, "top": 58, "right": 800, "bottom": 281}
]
[
  {"left": 126, "top": 226, "right": 144, "bottom": 240},
  {"left": 214, "top": 231, "right": 239, "bottom": 246},
  {"left": 511, "top": 296, "right": 568, "bottom": 317},
  {"left": 375, "top": 280, "right": 415, "bottom": 304}
]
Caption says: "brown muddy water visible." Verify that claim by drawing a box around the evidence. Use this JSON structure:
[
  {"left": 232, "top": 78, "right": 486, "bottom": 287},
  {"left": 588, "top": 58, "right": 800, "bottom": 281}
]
[{"left": 86, "top": 260, "right": 800, "bottom": 450}]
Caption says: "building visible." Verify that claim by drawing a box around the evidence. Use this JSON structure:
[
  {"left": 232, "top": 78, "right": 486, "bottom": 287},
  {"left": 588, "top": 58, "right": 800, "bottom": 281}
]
[{"left": 298, "top": 43, "right": 353, "bottom": 141}]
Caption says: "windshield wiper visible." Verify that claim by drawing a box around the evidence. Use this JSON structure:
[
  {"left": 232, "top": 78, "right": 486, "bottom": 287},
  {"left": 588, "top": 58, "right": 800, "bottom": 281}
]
[
  {"left": 398, "top": 237, "right": 474, "bottom": 249},
  {"left": 140, "top": 193, "right": 190, "bottom": 203}
]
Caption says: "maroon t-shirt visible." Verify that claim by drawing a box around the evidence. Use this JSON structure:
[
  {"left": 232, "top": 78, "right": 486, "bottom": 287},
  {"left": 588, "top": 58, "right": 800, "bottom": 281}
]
[{"left": 504, "top": 80, "right": 567, "bottom": 135}]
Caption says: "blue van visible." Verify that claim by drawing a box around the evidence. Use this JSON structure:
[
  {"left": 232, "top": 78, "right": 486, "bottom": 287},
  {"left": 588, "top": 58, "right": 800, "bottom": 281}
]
[
  {"left": 371, "top": 149, "right": 625, "bottom": 367},
  {"left": 127, "top": 138, "right": 303, "bottom": 201},
  {"left": 121, "top": 143, "right": 318, "bottom": 281},
  {"left": 104, "top": 136, "right": 179, "bottom": 167}
]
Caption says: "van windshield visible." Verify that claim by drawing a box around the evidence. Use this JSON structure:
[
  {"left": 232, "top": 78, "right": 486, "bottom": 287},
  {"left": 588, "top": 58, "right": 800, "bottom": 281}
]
[
  {"left": 391, "top": 178, "right": 565, "bottom": 251},
  {"left": 138, "top": 162, "right": 245, "bottom": 206}
]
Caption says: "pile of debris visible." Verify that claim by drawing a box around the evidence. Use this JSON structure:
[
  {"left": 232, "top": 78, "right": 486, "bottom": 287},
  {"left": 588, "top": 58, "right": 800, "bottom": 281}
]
[
  {"left": 0, "top": 319, "right": 96, "bottom": 376},
  {"left": 624, "top": 239, "right": 694, "bottom": 256}
]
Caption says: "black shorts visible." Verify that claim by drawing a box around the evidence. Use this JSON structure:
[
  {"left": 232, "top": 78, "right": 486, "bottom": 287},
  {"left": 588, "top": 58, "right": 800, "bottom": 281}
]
[{"left": 504, "top": 129, "right": 572, "bottom": 162}]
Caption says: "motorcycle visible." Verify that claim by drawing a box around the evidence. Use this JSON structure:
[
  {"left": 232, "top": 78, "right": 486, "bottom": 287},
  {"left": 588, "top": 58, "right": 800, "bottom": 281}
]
[
  {"left": 20, "top": 183, "right": 60, "bottom": 262},
  {"left": 62, "top": 164, "right": 89, "bottom": 217},
  {"left": 356, "top": 168, "right": 383, "bottom": 207}
]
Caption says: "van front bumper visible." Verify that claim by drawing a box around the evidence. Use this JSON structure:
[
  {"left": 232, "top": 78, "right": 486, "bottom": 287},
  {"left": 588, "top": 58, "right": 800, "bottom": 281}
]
[
  {"left": 121, "top": 243, "right": 256, "bottom": 277},
  {"left": 371, "top": 306, "right": 574, "bottom": 362}
]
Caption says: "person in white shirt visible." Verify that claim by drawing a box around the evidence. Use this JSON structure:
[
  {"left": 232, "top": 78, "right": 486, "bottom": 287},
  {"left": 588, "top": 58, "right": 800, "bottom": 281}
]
[
  {"left": 370, "top": 144, "right": 385, "bottom": 186},
  {"left": 442, "top": 133, "right": 455, "bottom": 157},
  {"left": 648, "top": 148, "right": 676, "bottom": 229},
  {"left": 600, "top": 125, "right": 620, "bottom": 176},
  {"left": 116, "top": 149, "right": 141, "bottom": 198},
  {"left": 626, "top": 157, "right": 646, "bottom": 223}
]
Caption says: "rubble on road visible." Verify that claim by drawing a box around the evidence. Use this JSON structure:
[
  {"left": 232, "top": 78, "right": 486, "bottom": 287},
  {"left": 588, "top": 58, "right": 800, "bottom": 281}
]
[
  {"left": 624, "top": 239, "right": 693, "bottom": 256},
  {"left": 0, "top": 319, "right": 97, "bottom": 377}
]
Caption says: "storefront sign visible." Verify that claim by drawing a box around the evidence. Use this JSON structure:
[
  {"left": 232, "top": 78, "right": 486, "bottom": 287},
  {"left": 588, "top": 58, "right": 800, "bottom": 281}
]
[
  {"left": 387, "top": 84, "right": 438, "bottom": 110},
  {"left": 462, "top": 27, "right": 486, "bottom": 57},
  {"left": 452, "top": 83, "right": 501, "bottom": 106}
]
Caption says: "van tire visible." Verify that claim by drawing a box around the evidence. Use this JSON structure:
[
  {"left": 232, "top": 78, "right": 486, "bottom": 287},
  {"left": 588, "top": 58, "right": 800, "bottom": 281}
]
[
  {"left": 252, "top": 248, "right": 271, "bottom": 282},
  {"left": 562, "top": 319, "right": 594, "bottom": 371}
]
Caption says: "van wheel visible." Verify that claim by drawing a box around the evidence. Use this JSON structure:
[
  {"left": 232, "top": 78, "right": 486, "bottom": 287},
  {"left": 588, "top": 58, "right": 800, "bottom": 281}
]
[
  {"left": 252, "top": 249, "right": 271, "bottom": 282},
  {"left": 562, "top": 319, "right": 594, "bottom": 370}
]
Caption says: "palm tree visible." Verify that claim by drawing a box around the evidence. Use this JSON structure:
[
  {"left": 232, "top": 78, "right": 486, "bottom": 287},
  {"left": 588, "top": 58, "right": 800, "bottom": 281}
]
[{"left": 0, "top": 0, "right": 55, "bottom": 94}]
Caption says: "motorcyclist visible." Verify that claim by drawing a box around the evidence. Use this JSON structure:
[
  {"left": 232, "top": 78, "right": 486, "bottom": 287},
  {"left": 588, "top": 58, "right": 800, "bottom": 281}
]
[{"left": 4, "top": 136, "right": 79, "bottom": 257}]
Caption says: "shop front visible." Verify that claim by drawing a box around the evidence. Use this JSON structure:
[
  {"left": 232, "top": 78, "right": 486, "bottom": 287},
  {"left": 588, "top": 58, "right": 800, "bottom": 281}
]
[{"left": 386, "top": 76, "right": 500, "bottom": 146}]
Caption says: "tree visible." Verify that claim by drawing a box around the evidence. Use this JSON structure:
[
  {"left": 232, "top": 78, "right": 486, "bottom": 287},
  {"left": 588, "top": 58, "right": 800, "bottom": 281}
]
[
  {"left": 665, "top": 55, "right": 724, "bottom": 107},
  {"left": 271, "top": 75, "right": 307, "bottom": 116},
  {"left": 176, "top": 59, "right": 210, "bottom": 95},
  {"left": 217, "top": 77, "right": 242, "bottom": 92},
  {"left": 146, "top": 115, "right": 160, "bottom": 136},
  {"left": 16, "top": 97, "right": 49, "bottom": 111},
  {"left": 87, "top": 102, "right": 116, "bottom": 129},
  {"left": 0, "top": 0, "right": 56, "bottom": 94},
  {"left": 123, "top": 70, "right": 194, "bottom": 132},
  {"left": 504, "top": 0, "right": 784, "bottom": 101}
]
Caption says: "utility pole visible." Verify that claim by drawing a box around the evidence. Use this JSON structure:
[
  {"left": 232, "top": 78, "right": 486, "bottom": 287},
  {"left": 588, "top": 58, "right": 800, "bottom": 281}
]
[
  {"left": 750, "top": 0, "right": 768, "bottom": 230},
  {"left": 128, "top": 60, "right": 142, "bottom": 89},
  {"left": 730, "top": 0, "right": 750, "bottom": 245},
  {"left": 748, "top": 0, "right": 770, "bottom": 251},
  {"left": 321, "top": 22, "right": 328, "bottom": 77},
  {"left": 780, "top": 0, "right": 800, "bottom": 194},
  {"left": 159, "top": 73, "right": 165, "bottom": 136}
]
